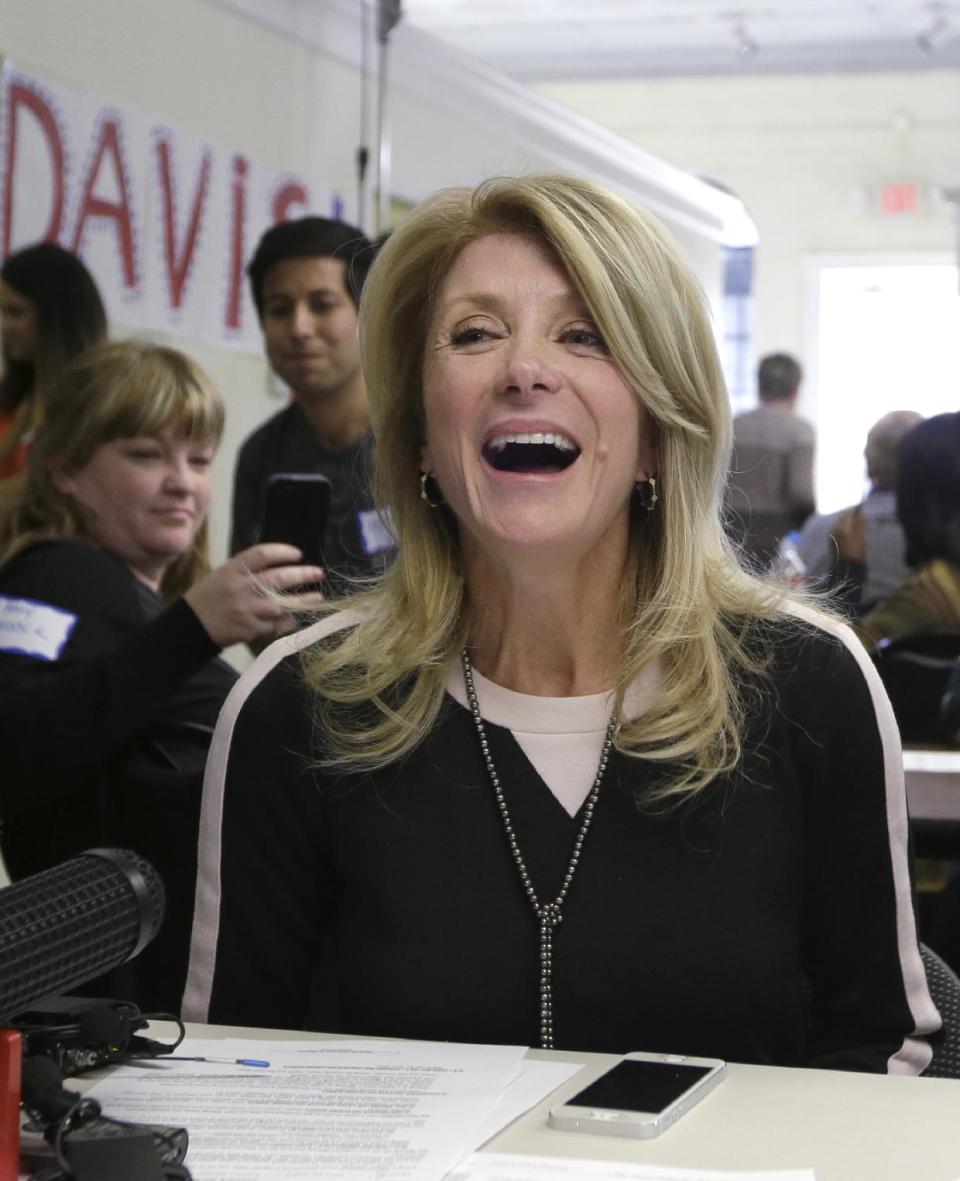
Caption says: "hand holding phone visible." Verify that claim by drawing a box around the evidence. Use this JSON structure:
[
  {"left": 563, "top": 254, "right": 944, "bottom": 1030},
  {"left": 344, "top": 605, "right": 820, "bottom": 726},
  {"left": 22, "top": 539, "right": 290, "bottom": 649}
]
[
  {"left": 184, "top": 543, "right": 325, "bottom": 649},
  {"left": 548, "top": 1051, "right": 726, "bottom": 1139}
]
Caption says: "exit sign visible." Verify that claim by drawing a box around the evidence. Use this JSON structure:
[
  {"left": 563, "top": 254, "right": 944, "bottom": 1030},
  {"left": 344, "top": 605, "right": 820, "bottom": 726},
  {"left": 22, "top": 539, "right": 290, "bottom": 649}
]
[{"left": 879, "top": 182, "right": 920, "bottom": 214}]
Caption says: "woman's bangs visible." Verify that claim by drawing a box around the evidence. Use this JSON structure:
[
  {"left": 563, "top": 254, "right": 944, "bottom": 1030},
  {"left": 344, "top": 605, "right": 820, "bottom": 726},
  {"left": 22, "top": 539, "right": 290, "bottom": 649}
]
[
  {"left": 105, "top": 372, "right": 223, "bottom": 445},
  {"left": 167, "top": 379, "right": 224, "bottom": 443}
]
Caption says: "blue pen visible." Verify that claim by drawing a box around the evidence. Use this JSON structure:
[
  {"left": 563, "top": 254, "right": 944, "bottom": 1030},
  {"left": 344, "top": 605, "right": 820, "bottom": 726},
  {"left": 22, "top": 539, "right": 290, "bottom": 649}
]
[{"left": 167, "top": 1056, "right": 270, "bottom": 1067}]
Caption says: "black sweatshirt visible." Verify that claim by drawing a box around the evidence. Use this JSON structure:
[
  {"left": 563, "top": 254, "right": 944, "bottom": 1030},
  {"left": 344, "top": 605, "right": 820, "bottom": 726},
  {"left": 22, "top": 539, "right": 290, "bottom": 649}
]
[
  {"left": 0, "top": 538, "right": 236, "bottom": 1010},
  {"left": 184, "top": 608, "right": 940, "bottom": 1071}
]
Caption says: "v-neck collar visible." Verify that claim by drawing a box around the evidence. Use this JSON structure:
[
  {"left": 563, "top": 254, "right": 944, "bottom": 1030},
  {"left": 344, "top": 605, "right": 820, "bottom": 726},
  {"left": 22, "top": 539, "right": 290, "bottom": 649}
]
[{"left": 444, "top": 657, "right": 661, "bottom": 817}]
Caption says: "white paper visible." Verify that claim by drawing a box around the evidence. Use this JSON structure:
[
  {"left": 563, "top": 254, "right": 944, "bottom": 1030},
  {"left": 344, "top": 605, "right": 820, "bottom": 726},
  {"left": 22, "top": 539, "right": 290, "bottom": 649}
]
[
  {"left": 448, "top": 1154, "right": 815, "bottom": 1181},
  {"left": 86, "top": 1039, "right": 552, "bottom": 1181},
  {"left": 465, "top": 1060, "right": 582, "bottom": 1152}
]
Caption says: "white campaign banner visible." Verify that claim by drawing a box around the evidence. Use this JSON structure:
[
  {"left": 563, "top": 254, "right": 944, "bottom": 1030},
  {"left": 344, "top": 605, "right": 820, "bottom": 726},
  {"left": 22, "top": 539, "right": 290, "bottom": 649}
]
[{"left": 0, "top": 60, "right": 346, "bottom": 352}]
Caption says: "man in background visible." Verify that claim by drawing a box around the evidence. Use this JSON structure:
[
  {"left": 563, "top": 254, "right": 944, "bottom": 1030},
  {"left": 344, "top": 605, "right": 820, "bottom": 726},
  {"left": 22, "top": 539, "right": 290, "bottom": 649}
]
[
  {"left": 800, "top": 410, "right": 922, "bottom": 612},
  {"left": 230, "top": 217, "right": 392, "bottom": 588},
  {"left": 726, "top": 352, "right": 815, "bottom": 570}
]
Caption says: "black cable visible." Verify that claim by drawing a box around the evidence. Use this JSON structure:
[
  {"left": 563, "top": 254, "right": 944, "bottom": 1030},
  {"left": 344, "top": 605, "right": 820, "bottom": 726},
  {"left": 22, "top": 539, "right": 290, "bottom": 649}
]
[
  {"left": 126, "top": 1011, "right": 186, "bottom": 1060},
  {"left": 51, "top": 1096, "right": 98, "bottom": 1177},
  {"left": 14, "top": 1002, "right": 184, "bottom": 1071}
]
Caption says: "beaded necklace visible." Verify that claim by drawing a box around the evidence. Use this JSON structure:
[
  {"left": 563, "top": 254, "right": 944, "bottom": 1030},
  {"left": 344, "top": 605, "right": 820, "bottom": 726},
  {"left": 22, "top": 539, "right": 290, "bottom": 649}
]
[{"left": 460, "top": 648, "right": 618, "bottom": 1049}]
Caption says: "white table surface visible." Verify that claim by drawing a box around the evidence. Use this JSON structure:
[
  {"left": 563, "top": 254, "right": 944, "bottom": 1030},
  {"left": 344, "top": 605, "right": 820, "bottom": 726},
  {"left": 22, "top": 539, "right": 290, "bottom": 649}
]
[
  {"left": 507, "top": 1047, "right": 960, "bottom": 1181},
  {"left": 149, "top": 1025, "right": 960, "bottom": 1181}
]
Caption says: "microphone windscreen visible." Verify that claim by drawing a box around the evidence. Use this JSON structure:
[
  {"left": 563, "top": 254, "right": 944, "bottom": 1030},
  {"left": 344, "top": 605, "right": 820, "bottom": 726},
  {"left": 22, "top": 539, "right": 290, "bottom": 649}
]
[{"left": 0, "top": 849, "right": 164, "bottom": 1023}]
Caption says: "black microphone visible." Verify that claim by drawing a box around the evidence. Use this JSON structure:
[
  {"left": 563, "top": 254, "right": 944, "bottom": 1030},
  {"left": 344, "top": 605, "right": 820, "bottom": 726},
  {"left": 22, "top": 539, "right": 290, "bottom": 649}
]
[{"left": 0, "top": 849, "right": 164, "bottom": 1023}]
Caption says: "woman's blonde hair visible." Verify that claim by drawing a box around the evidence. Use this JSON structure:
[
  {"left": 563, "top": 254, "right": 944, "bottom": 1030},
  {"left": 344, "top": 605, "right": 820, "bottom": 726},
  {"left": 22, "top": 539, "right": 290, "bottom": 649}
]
[
  {"left": 0, "top": 341, "right": 224, "bottom": 598},
  {"left": 306, "top": 173, "right": 786, "bottom": 799}
]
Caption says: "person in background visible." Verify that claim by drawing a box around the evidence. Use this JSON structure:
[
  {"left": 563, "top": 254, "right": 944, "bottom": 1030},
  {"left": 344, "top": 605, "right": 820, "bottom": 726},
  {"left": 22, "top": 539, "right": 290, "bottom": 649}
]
[
  {"left": 0, "top": 342, "right": 323, "bottom": 1011},
  {"left": 185, "top": 174, "right": 937, "bottom": 1071},
  {"left": 231, "top": 217, "right": 392, "bottom": 591},
  {"left": 834, "top": 412, "right": 960, "bottom": 647},
  {"left": 796, "top": 410, "right": 922, "bottom": 613},
  {"left": 726, "top": 352, "right": 815, "bottom": 570},
  {"left": 0, "top": 242, "right": 107, "bottom": 480},
  {"left": 834, "top": 413, "right": 960, "bottom": 982}
]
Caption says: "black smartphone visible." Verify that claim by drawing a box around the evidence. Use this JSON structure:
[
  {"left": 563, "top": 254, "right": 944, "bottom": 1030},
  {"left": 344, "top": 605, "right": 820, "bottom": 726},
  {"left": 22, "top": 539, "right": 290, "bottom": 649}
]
[{"left": 259, "top": 473, "right": 331, "bottom": 569}]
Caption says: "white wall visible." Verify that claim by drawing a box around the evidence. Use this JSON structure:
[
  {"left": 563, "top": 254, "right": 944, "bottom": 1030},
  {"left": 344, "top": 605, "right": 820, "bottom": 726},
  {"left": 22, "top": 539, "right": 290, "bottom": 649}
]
[{"left": 536, "top": 70, "right": 960, "bottom": 424}]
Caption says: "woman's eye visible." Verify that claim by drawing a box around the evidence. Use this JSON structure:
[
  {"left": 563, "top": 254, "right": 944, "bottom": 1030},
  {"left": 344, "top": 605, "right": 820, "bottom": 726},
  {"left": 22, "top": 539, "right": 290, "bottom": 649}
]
[
  {"left": 127, "top": 449, "right": 162, "bottom": 461},
  {"left": 449, "top": 325, "right": 493, "bottom": 347},
  {"left": 561, "top": 326, "right": 608, "bottom": 351}
]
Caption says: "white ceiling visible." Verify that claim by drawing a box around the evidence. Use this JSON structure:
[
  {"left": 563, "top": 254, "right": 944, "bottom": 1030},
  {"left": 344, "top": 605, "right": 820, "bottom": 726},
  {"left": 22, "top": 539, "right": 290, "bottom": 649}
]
[{"left": 400, "top": 0, "right": 960, "bottom": 80}]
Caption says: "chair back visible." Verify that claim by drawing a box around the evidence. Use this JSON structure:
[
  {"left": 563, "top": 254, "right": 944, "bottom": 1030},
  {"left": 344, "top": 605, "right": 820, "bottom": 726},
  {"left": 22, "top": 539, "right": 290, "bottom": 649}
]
[
  {"left": 920, "top": 942, "right": 960, "bottom": 1078},
  {"left": 873, "top": 630, "right": 960, "bottom": 743}
]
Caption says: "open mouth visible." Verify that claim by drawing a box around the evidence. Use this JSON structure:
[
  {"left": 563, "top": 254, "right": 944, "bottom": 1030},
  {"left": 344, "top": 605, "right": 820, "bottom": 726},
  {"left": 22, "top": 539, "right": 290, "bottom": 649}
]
[{"left": 482, "top": 431, "right": 580, "bottom": 474}]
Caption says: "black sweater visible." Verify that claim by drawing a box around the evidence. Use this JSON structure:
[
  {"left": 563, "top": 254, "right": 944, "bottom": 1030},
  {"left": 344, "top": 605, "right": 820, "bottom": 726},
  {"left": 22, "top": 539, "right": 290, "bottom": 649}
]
[
  {"left": 184, "top": 609, "right": 939, "bottom": 1071},
  {"left": 0, "top": 538, "right": 236, "bottom": 1009}
]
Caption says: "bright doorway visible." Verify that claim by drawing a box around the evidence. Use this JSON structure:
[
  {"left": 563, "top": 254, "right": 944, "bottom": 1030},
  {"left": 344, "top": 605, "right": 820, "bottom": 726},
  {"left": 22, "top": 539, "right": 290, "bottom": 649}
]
[{"left": 805, "top": 255, "right": 960, "bottom": 513}]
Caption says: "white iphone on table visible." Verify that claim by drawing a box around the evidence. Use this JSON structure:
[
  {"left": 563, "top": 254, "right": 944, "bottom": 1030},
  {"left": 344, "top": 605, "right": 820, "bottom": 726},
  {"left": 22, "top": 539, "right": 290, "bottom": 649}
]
[{"left": 547, "top": 1051, "right": 726, "bottom": 1139}]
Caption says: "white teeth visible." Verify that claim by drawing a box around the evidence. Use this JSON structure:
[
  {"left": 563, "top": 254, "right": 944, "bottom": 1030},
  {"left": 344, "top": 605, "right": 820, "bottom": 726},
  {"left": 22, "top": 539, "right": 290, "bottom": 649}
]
[{"left": 486, "top": 432, "right": 578, "bottom": 452}]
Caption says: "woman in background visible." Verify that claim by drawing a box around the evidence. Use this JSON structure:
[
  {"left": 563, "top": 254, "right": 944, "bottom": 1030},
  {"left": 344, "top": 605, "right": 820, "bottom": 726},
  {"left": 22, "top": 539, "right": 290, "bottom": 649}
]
[
  {"left": 186, "top": 175, "right": 937, "bottom": 1070},
  {"left": 0, "top": 241, "right": 108, "bottom": 479},
  {"left": 0, "top": 341, "right": 323, "bottom": 1010},
  {"left": 833, "top": 413, "right": 960, "bottom": 648}
]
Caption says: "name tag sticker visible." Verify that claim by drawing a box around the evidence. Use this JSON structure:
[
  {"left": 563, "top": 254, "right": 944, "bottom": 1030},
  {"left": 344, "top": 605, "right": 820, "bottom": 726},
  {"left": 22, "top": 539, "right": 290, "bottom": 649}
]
[
  {"left": 358, "top": 508, "right": 396, "bottom": 556},
  {"left": 0, "top": 595, "right": 77, "bottom": 661}
]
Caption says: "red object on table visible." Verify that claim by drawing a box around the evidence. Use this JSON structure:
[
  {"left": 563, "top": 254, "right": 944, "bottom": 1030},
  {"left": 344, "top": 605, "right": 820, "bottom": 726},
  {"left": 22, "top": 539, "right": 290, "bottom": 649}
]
[{"left": 0, "top": 1030, "right": 21, "bottom": 1181}]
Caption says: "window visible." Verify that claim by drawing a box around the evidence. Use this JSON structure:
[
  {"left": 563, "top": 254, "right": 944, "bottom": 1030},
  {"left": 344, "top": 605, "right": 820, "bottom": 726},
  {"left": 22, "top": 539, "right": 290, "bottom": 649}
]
[
  {"left": 807, "top": 256, "right": 960, "bottom": 511},
  {"left": 721, "top": 245, "right": 755, "bottom": 413}
]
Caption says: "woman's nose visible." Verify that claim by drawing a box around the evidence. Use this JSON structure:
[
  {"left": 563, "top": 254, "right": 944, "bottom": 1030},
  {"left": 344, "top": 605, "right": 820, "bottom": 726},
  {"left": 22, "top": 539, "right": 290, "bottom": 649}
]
[
  {"left": 496, "top": 345, "right": 562, "bottom": 399},
  {"left": 163, "top": 457, "right": 192, "bottom": 491}
]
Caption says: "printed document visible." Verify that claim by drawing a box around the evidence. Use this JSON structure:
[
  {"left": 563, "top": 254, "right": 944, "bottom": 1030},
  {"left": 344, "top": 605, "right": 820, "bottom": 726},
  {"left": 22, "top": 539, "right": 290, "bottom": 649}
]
[{"left": 85, "top": 1038, "right": 580, "bottom": 1181}]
